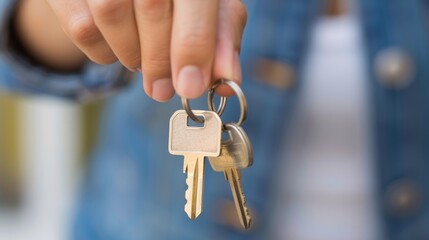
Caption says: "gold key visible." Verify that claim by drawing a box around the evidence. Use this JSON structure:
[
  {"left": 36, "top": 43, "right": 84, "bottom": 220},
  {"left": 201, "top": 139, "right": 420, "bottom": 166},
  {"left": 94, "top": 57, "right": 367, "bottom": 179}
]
[
  {"left": 169, "top": 110, "right": 222, "bottom": 220},
  {"left": 208, "top": 123, "right": 253, "bottom": 229}
]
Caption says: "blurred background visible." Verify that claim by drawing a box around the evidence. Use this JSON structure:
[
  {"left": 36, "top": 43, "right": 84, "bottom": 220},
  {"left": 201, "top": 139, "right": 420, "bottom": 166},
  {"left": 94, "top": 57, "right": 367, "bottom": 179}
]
[
  {"left": 0, "top": 0, "right": 383, "bottom": 239},
  {"left": 0, "top": 94, "right": 102, "bottom": 240},
  {"left": 272, "top": 0, "right": 380, "bottom": 238}
]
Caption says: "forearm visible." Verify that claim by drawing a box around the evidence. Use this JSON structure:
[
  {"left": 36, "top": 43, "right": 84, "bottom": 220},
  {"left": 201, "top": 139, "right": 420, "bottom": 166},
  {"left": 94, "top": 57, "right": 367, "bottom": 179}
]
[{"left": 14, "top": 0, "right": 86, "bottom": 72}]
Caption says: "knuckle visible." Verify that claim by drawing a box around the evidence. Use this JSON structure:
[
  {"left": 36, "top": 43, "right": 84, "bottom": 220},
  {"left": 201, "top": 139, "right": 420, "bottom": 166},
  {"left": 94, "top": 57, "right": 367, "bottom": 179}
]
[
  {"left": 135, "top": 0, "right": 168, "bottom": 12},
  {"left": 142, "top": 55, "right": 170, "bottom": 77},
  {"left": 68, "top": 16, "right": 100, "bottom": 43},
  {"left": 144, "top": 56, "right": 170, "bottom": 69},
  {"left": 121, "top": 53, "right": 142, "bottom": 69},
  {"left": 177, "top": 31, "right": 212, "bottom": 49},
  {"left": 91, "top": 0, "right": 128, "bottom": 22},
  {"left": 134, "top": 0, "right": 171, "bottom": 21}
]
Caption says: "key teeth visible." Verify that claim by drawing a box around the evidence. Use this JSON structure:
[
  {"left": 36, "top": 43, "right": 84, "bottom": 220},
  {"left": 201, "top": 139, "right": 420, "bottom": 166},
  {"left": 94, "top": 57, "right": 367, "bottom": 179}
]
[
  {"left": 242, "top": 195, "right": 252, "bottom": 229},
  {"left": 184, "top": 176, "right": 194, "bottom": 219},
  {"left": 184, "top": 161, "right": 190, "bottom": 213},
  {"left": 239, "top": 183, "right": 252, "bottom": 229}
]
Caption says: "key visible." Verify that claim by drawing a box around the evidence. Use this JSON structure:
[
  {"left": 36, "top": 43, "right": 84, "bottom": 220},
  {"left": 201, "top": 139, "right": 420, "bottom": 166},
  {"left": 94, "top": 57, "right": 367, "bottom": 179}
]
[
  {"left": 169, "top": 110, "right": 222, "bottom": 220},
  {"left": 208, "top": 123, "right": 253, "bottom": 229}
]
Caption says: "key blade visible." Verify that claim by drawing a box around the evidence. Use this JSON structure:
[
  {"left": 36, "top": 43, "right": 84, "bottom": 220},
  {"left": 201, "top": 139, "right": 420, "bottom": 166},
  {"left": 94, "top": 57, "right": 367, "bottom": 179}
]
[
  {"left": 184, "top": 155, "right": 204, "bottom": 220},
  {"left": 225, "top": 168, "right": 252, "bottom": 229}
]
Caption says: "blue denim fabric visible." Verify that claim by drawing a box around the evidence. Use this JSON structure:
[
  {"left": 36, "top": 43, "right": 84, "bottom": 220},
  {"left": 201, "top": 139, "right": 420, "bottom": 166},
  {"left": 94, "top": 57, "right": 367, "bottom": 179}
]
[
  {"left": 0, "top": 1, "right": 134, "bottom": 100},
  {"left": 360, "top": 0, "right": 429, "bottom": 239},
  {"left": 5, "top": 0, "right": 429, "bottom": 239},
  {"left": 70, "top": 1, "right": 320, "bottom": 239}
]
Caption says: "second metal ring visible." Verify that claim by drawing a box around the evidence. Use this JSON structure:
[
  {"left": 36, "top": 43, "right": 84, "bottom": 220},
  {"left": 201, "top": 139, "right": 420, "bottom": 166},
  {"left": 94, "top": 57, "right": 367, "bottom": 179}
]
[{"left": 208, "top": 79, "right": 248, "bottom": 126}]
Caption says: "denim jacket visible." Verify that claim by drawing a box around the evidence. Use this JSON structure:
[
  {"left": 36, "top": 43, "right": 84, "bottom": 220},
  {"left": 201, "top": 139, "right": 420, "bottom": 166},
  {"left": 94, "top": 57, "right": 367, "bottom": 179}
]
[
  {"left": 0, "top": 0, "right": 427, "bottom": 239},
  {"left": 362, "top": 0, "right": 429, "bottom": 239}
]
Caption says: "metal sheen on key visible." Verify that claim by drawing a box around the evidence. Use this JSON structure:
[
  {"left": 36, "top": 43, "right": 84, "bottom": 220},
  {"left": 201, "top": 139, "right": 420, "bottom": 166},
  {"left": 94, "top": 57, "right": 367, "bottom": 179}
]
[
  {"left": 208, "top": 123, "right": 253, "bottom": 229},
  {"left": 169, "top": 110, "right": 222, "bottom": 220}
]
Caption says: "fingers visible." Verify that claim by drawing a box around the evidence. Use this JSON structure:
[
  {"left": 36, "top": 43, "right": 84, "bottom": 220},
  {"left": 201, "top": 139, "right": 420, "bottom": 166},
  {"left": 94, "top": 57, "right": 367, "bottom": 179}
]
[
  {"left": 46, "top": 0, "right": 117, "bottom": 64},
  {"left": 213, "top": 0, "right": 247, "bottom": 96},
  {"left": 134, "top": 0, "right": 174, "bottom": 102},
  {"left": 171, "top": 0, "right": 219, "bottom": 99},
  {"left": 46, "top": 0, "right": 247, "bottom": 102},
  {"left": 87, "top": 0, "right": 141, "bottom": 70}
]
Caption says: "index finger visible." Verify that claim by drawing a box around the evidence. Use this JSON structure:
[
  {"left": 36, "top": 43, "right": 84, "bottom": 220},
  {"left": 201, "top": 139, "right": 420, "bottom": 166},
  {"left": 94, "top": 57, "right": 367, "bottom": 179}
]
[{"left": 171, "top": 0, "right": 219, "bottom": 99}]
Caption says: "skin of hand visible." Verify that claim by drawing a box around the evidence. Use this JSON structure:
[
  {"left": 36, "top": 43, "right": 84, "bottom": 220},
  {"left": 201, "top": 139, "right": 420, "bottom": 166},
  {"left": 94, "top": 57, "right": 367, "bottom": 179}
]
[{"left": 15, "top": 0, "right": 247, "bottom": 102}]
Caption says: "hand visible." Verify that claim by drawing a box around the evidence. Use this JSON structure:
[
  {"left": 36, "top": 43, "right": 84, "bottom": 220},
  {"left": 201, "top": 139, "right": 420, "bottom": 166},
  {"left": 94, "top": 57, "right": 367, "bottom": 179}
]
[{"left": 44, "top": 0, "right": 247, "bottom": 101}]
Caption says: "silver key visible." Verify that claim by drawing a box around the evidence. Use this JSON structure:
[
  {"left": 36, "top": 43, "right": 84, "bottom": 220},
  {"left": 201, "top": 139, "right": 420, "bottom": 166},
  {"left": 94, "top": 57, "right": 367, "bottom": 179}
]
[
  {"left": 169, "top": 110, "right": 222, "bottom": 220},
  {"left": 208, "top": 123, "right": 253, "bottom": 229}
]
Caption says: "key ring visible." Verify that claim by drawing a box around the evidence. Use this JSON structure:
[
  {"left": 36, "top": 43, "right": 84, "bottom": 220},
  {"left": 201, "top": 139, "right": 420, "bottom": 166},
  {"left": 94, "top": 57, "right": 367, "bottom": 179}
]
[
  {"left": 182, "top": 95, "right": 227, "bottom": 123},
  {"left": 208, "top": 79, "right": 247, "bottom": 126}
]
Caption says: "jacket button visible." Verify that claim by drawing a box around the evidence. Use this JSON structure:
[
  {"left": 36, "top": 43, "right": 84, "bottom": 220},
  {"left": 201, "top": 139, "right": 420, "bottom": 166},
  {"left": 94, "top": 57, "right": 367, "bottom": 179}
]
[
  {"left": 375, "top": 48, "right": 415, "bottom": 89},
  {"left": 252, "top": 58, "right": 295, "bottom": 89},
  {"left": 385, "top": 180, "right": 422, "bottom": 217}
]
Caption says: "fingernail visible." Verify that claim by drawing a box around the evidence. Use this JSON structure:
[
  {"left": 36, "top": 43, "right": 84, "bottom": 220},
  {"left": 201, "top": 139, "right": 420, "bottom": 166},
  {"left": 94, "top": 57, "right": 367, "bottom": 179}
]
[
  {"left": 233, "top": 51, "right": 242, "bottom": 82},
  {"left": 152, "top": 78, "right": 174, "bottom": 102},
  {"left": 177, "top": 65, "right": 205, "bottom": 98},
  {"left": 127, "top": 67, "right": 141, "bottom": 73}
]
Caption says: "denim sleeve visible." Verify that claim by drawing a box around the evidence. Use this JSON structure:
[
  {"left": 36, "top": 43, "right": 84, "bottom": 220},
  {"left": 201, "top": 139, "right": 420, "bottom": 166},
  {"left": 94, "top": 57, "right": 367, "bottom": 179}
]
[
  {"left": 360, "top": 0, "right": 429, "bottom": 239},
  {"left": 0, "top": 1, "right": 134, "bottom": 100}
]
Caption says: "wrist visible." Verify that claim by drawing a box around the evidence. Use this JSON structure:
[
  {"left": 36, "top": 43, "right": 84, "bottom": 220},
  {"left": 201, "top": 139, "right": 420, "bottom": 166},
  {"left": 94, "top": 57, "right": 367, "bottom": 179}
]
[{"left": 10, "top": 0, "right": 87, "bottom": 73}]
